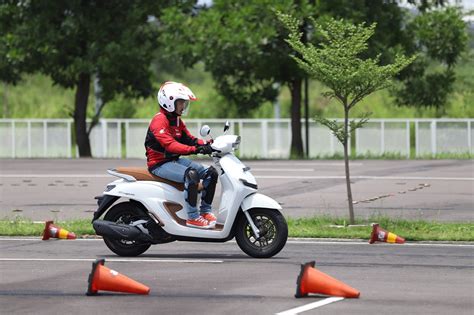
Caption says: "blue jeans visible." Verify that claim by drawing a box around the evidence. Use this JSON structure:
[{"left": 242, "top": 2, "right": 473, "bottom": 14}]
[{"left": 151, "top": 158, "right": 214, "bottom": 220}]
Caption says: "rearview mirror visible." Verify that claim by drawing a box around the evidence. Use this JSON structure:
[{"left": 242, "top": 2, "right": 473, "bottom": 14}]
[
  {"left": 200, "top": 125, "right": 211, "bottom": 138},
  {"left": 224, "top": 121, "right": 230, "bottom": 133}
]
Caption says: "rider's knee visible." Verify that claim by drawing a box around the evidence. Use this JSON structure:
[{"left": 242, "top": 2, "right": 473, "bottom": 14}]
[
  {"left": 184, "top": 168, "right": 199, "bottom": 185},
  {"left": 206, "top": 166, "right": 218, "bottom": 181}
]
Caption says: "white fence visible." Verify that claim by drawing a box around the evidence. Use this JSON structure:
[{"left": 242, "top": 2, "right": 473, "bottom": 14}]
[{"left": 0, "top": 118, "right": 472, "bottom": 159}]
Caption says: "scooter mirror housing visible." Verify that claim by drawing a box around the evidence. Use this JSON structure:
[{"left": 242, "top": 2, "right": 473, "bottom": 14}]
[
  {"left": 200, "top": 125, "right": 211, "bottom": 138},
  {"left": 224, "top": 121, "right": 230, "bottom": 133}
]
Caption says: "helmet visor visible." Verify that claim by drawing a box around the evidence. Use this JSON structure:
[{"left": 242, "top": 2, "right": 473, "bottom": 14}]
[
  {"left": 182, "top": 100, "right": 190, "bottom": 116},
  {"left": 175, "top": 99, "right": 190, "bottom": 116}
]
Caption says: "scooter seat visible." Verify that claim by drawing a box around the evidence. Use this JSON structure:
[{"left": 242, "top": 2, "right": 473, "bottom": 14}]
[{"left": 115, "top": 167, "right": 203, "bottom": 192}]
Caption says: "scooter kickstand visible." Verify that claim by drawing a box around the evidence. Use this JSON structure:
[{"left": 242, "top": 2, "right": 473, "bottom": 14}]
[{"left": 244, "top": 211, "right": 260, "bottom": 239}]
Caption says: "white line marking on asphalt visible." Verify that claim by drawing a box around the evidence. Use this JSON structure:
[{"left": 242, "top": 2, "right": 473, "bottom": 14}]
[
  {"left": 252, "top": 168, "right": 315, "bottom": 172},
  {"left": 276, "top": 297, "right": 344, "bottom": 314},
  {"left": 0, "top": 174, "right": 111, "bottom": 178},
  {"left": 1, "top": 238, "right": 472, "bottom": 247},
  {"left": 0, "top": 238, "right": 102, "bottom": 241},
  {"left": 287, "top": 240, "right": 474, "bottom": 247},
  {"left": 0, "top": 258, "right": 223, "bottom": 263},
  {"left": 256, "top": 175, "right": 474, "bottom": 181},
  {"left": 251, "top": 162, "right": 363, "bottom": 167},
  {"left": 1, "top": 174, "right": 472, "bottom": 181}
]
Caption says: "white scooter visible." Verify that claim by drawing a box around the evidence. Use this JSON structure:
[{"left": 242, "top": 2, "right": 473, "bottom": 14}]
[{"left": 92, "top": 122, "right": 288, "bottom": 258}]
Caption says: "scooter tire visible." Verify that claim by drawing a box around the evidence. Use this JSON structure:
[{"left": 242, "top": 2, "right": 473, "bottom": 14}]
[
  {"left": 102, "top": 202, "right": 151, "bottom": 257},
  {"left": 235, "top": 208, "right": 288, "bottom": 258}
]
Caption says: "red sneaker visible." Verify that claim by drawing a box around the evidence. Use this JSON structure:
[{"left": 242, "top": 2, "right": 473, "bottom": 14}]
[
  {"left": 201, "top": 212, "right": 217, "bottom": 223},
  {"left": 186, "top": 216, "right": 213, "bottom": 229}
]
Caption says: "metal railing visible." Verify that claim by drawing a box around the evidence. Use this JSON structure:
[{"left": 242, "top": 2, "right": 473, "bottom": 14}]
[{"left": 1, "top": 118, "right": 472, "bottom": 158}]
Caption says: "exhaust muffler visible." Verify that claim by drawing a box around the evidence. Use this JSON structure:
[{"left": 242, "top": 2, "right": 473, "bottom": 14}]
[{"left": 93, "top": 220, "right": 153, "bottom": 242}]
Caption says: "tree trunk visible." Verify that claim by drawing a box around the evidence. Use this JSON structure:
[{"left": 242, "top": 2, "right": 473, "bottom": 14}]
[
  {"left": 2, "top": 83, "right": 8, "bottom": 118},
  {"left": 289, "top": 78, "right": 304, "bottom": 158},
  {"left": 343, "top": 105, "right": 355, "bottom": 225},
  {"left": 74, "top": 73, "right": 92, "bottom": 157}
]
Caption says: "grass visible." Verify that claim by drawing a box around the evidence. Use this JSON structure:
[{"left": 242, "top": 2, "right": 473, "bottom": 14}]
[
  {"left": 1, "top": 216, "right": 473, "bottom": 241},
  {"left": 0, "top": 219, "right": 95, "bottom": 237},
  {"left": 286, "top": 216, "right": 474, "bottom": 241}
]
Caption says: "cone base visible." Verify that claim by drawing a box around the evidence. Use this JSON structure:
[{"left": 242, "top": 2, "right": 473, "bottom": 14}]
[
  {"left": 86, "top": 259, "right": 105, "bottom": 296},
  {"left": 369, "top": 223, "right": 379, "bottom": 244},
  {"left": 295, "top": 261, "right": 315, "bottom": 298},
  {"left": 42, "top": 221, "right": 54, "bottom": 240}
]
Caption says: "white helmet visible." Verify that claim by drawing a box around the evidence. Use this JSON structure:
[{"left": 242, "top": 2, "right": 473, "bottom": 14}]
[{"left": 157, "top": 81, "right": 197, "bottom": 113}]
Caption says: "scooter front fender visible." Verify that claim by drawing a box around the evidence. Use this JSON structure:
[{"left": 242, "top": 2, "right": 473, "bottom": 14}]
[{"left": 241, "top": 193, "right": 282, "bottom": 211}]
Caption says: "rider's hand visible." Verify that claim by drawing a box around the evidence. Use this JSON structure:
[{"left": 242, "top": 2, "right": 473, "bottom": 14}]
[{"left": 196, "top": 144, "right": 213, "bottom": 155}]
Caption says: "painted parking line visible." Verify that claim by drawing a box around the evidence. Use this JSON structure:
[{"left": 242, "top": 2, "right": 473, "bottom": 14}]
[
  {"left": 276, "top": 297, "right": 344, "bottom": 314},
  {"left": 0, "top": 258, "right": 223, "bottom": 263}
]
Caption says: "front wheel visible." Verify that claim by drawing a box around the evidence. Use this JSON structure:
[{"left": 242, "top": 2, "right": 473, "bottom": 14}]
[{"left": 235, "top": 208, "right": 288, "bottom": 258}]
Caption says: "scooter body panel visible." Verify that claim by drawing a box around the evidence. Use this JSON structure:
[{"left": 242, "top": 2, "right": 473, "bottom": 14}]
[
  {"left": 241, "top": 192, "right": 282, "bottom": 211},
  {"left": 99, "top": 135, "right": 280, "bottom": 240}
]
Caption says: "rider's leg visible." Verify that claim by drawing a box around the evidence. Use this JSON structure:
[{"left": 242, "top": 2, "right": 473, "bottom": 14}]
[
  {"left": 200, "top": 166, "right": 218, "bottom": 213},
  {"left": 150, "top": 160, "right": 201, "bottom": 221},
  {"left": 183, "top": 168, "right": 199, "bottom": 220},
  {"left": 176, "top": 159, "right": 218, "bottom": 214}
]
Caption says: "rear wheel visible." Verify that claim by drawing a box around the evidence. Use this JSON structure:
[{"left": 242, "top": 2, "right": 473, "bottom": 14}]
[
  {"left": 235, "top": 208, "right": 288, "bottom": 258},
  {"left": 102, "top": 202, "right": 151, "bottom": 257}
]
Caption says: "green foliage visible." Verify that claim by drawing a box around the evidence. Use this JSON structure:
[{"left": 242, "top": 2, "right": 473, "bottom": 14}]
[
  {"left": 2, "top": 54, "right": 473, "bottom": 120},
  {"left": 279, "top": 14, "right": 415, "bottom": 224},
  {"left": 393, "top": 7, "right": 468, "bottom": 111},
  {"left": 280, "top": 15, "right": 415, "bottom": 110},
  {"left": 0, "top": 1, "right": 169, "bottom": 97},
  {"left": 0, "top": 1, "right": 193, "bottom": 156},
  {"left": 279, "top": 14, "right": 415, "bottom": 141},
  {"left": 159, "top": 0, "right": 303, "bottom": 113},
  {"left": 413, "top": 7, "right": 467, "bottom": 67}
]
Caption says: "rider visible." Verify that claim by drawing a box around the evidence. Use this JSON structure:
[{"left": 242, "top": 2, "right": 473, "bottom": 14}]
[{"left": 145, "top": 81, "right": 218, "bottom": 229}]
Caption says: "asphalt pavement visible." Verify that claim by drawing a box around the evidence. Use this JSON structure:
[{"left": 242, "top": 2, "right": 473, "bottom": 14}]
[
  {"left": 1, "top": 159, "right": 473, "bottom": 314},
  {"left": 0, "top": 159, "right": 473, "bottom": 221},
  {"left": 0, "top": 238, "right": 473, "bottom": 314}
]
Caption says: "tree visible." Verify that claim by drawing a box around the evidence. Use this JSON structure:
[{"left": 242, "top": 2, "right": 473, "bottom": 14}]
[
  {"left": 0, "top": 1, "right": 191, "bottom": 156},
  {"left": 279, "top": 14, "right": 414, "bottom": 224},
  {"left": 392, "top": 6, "right": 467, "bottom": 114},
  {"left": 159, "top": 0, "right": 448, "bottom": 157},
  {"left": 160, "top": 0, "right": 317, "bottom": 157}
]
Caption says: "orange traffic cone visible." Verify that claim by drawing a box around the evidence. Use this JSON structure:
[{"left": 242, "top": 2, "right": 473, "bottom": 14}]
[
  {"left": 42, "top": 220, "right": 76, "bottom": 240},
  {"left": 369, "top": 223, "right": 405, "bottom": 244},
  {"left": 86, "top": 259, "right": 150, "bottom": 295},
  {"left": 295, "top": 261, "right": 360, "bottom": 298}
]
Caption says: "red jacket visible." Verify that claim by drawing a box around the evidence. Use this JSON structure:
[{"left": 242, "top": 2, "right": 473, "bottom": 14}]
[{"left": 145, "top": 109, "right": 205, "bottom": 170}]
